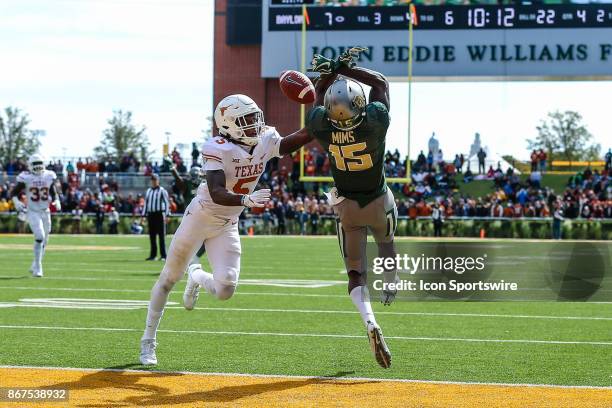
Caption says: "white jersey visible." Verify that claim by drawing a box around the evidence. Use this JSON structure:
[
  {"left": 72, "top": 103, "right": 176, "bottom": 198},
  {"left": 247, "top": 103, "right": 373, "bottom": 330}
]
[
  {"left": 16, "top": 170, "right": 57, "bottom": 212},
  {"left": 198, "top": 127, "right": 282, "bottom": 220}
]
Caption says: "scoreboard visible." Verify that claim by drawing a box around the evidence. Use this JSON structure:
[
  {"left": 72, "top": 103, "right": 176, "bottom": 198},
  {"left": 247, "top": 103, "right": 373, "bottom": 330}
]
[
  {"left": 261, "top": 1, "right": 612, "bottom": 80},
  {"left": 269, "top": 5, "right": 612, "bottom": 30}
]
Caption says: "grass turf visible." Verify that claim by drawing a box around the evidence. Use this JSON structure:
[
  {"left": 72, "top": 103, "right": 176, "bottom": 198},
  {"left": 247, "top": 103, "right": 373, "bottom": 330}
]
[{"left": 0, "top": 234, "right": 610, "bottom": 386}]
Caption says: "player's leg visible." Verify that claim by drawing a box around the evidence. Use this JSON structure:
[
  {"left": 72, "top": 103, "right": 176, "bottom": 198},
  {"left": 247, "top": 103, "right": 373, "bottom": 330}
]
[
  {"left": 188, "top": 242, "right": 206, "bottom": 266},
  {"left": 369, "top": 188, "right": 399, "bottom": 305},
  {"left": 183, "top": 242, "right": 206, "bottom": 310},
  {"left": 41, "top": 210, "right": 52, "bottom": 264},
  {"left": 27, "top": 211, "right": 45, "bottom": 277},
  {"left": 140, "top": 208, "right": 204, "bottom": 364},
  {"left": 337, "top": 197, "right": 392, "bottom": 369},
  {"left": 187, "top": 223, "right": 240, "bottom": 302}
]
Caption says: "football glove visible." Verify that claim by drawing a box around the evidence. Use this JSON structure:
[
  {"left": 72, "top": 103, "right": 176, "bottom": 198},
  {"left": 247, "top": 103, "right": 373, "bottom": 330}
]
[
  {"left": 53, "top": 199, "right": 62, "bottom": 212},
  {"left": 12, "top": 196, "right": 26, "bottom": 212},
  {"left": 164, "top": 154, "right": 176, "bottom": 170},
  {"left": 381, "top": 271, "right": 400, "bottom": 306},
  {"left": 241, "top": 189, "right": 271, "bottom": 208},
  {"left": 307, "top": 54, "right": 339, "bottom": 75},
  {"left": 338, "top": 46, "right": 369, "bottom": 68}
]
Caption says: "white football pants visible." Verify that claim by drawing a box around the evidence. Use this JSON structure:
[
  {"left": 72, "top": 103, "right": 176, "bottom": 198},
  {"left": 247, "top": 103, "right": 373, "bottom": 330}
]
[
  {"left": 143, "top": 197, "right": 241, "bottom": 339},
  {"left": 27, "top": 210, "right": 51, "bottom": 268}
]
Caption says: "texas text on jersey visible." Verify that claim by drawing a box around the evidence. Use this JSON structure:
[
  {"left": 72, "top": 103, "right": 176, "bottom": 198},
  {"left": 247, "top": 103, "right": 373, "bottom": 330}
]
[
  {"left": 16, "top": 170, "right": 57, "bottom": 212},
  {"left": 197, "top": 126, "right": 281, "bottom": 219}
]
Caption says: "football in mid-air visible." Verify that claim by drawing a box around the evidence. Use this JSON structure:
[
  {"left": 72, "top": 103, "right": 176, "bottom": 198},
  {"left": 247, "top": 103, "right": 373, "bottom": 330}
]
[{"left": 279, "top": 70, "right": 315, "bottom": 104}]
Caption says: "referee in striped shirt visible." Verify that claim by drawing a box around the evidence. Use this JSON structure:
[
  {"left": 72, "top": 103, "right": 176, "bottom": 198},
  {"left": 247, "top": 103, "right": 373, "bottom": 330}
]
[{"left": 143, "top": 174, "right": 169, "bottom": 261}]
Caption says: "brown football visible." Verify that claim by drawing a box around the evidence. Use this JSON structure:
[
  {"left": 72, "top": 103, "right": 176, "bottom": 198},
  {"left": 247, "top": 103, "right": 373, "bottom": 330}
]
[{"left": 279, "top": 70, "right": 315, "bottom": 104}]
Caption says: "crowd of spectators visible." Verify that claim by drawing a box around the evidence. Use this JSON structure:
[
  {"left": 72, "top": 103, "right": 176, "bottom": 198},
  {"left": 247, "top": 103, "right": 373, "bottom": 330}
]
[
  {"left": 1, "top": 146, "right": 611, "bottom": 235},
  {"left": 399, "top": 162, "right": 611, "bottom": 221},
  {"left": 1, "top": 145, "right": 199, "bottom": 177}
]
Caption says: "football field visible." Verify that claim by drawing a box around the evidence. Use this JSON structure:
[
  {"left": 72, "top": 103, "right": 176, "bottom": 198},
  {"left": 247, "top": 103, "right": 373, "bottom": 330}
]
[{"left": 0, "top": 234, "right": 610, "bottom": 407}]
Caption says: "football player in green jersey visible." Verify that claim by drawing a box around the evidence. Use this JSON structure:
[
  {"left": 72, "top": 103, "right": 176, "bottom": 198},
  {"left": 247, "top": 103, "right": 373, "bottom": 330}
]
[{"left": 306, "top": 47, "right": 398, "bottom": 369}]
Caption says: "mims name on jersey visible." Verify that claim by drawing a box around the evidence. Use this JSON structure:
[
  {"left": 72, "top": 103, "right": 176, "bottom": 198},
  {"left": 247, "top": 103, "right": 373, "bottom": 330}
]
[{"left": 331, "top": 131, "right": 356, "bottom": 144}]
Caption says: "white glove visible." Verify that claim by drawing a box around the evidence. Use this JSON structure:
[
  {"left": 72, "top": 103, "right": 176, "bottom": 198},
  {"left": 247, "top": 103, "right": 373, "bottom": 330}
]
[
  {"left": 12, "top": 197, "right": 25, "bottom": 212},
  {"left": 241, "top": 189, "right": 271, "bottom": 208},
  {"left": 53, "top": 199, "right": 62, "bottom": 212}
]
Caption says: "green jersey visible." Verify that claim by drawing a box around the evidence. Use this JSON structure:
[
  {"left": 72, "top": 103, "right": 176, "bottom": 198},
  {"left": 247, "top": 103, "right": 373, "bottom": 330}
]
[{"left": 306, "top": 101, "right": 390, "bottom": 207}]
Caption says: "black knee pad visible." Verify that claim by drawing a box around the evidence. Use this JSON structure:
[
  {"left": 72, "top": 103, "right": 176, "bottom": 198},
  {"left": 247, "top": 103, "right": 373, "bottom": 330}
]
[
  {"left": 347, "top": 270, "right": 366, "bottom": 294},
  {"left": 35, "top": 239, "right": 43, "bottom": 244}
]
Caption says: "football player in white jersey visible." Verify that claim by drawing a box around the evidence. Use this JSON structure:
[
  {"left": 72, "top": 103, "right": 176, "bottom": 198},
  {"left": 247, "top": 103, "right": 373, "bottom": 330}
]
[
  {"left": 10, "top": 154, "right": 62, "bottom": 277},
  {"left": 140, "top": 94, "right": 312, "bottom": 365}
]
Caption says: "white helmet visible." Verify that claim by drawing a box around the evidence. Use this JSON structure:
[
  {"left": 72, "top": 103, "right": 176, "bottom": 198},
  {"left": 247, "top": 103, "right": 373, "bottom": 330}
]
[
  {"left": 29, "top": 154, "right": 45, "bottom": 175},
  {"left": 214, "top": 94, "right": 265, "bottom": 146}
]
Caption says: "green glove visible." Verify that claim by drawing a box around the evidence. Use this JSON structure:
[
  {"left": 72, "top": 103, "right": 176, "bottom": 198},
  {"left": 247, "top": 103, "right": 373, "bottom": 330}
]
[
  {"left": 307, "top": 54, "right": 339, "bottom": 75},
  {"left": 338, "top": 46, "right": 369, "bottom": 68}
]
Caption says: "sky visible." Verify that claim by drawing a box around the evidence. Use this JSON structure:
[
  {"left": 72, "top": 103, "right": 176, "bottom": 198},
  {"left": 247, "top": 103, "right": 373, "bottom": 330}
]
[{"left": 1, "top": 0, "right": 610, "bottom": 163}]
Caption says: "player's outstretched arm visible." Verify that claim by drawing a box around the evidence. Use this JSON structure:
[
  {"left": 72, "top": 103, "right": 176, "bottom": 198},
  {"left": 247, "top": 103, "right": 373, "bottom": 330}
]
[
  {"left": 336, "top": 65, "right": 390, "bottom": 110},
  {"left": 207, "top": 170, "right": 244, "bottom": 207},
  {"left": 49, "top": 183, "right": 62, "bottom": 212},
  {"left": 171, "top": 166, "right": 186, "bottom": 194},
  {"left": 10, "top": 182, "right": 26, "bottom": 211},
  {"left": 206, "top": 170, "right": 270, "bottom": 208},
  {"left": 279, "top": 128, "right": 313, "bottom": 156}
]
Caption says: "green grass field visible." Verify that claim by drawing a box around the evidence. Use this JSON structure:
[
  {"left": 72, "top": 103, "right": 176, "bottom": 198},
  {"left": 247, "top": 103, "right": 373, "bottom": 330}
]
[{"left": 0, "top": 234, "right": 610, "bottom": 388}]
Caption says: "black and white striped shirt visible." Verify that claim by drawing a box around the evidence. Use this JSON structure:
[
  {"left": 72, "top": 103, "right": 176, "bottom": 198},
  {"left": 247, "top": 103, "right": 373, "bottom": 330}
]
[{"left": 143, "top": 186, "right": 169, "bottom": 216}]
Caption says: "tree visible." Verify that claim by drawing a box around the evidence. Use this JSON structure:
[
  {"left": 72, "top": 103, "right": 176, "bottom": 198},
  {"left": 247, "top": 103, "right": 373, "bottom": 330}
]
[
  {"left": 527, "top": 110, "right": 601, "bottom": 163},
  {"left": 94, "top": 110, "right": 150, "bottom": 162},
  {"left": 0, "top": 107, "right": 42, "bottom": 165},
  {"left": 201, "top": 115, "right": 214, "bottom": 142}
]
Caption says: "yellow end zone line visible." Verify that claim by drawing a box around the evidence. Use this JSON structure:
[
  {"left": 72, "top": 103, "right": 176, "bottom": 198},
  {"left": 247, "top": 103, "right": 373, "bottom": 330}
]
[
  {"left": 1, "top": 365, "right": 610, "bottom": 390},
  {"left": 2, "top": 368, "right": 611, "bottom": 408}
]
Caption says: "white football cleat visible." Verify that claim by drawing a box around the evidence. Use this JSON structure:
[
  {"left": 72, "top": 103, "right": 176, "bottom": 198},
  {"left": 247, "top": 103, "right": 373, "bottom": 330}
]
[
  {"left": 183, "top": 264, "right": 201, "bottom": 311},
  {"left": 140, "top": 339, "right": 157, "bottom": 365},
  {"left": 367, "top": 321, "right": 391, "bottom": 369},
  {"left": 32, "top": 265, "right": 43, "bottom": 278}
]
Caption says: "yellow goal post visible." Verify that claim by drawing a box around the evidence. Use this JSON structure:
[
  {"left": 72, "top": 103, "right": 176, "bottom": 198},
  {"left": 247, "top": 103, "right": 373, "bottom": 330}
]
[{"left": 298, "top": 3, "right": 415, "bottom": 185}]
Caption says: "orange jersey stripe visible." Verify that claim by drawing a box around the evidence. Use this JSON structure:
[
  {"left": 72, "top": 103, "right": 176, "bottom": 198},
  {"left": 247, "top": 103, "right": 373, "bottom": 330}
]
[{"left": 202, "top": 154, "right": 223, "bottom": 163}]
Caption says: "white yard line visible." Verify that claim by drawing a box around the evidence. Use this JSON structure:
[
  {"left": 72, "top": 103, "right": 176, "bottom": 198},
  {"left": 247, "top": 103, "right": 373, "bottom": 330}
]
[
  {"left": 1, "top": 364, "right": 610, "bottom": 390},
  {"left": 0, "top": 324, "right": 610, "bottom": 346},
  {"left": 0, "top": 287, "right": 611, "bottom": 320}
]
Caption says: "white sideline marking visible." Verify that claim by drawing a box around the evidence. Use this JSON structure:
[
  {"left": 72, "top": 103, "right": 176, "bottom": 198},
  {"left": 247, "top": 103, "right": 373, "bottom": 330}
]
[
  {"left": 1, "top": 365, "right": 610, "bottom": 390},
  {"left": 0, "top": 276, "right": 343, "bottom": 287},
  {"left": 0, "top": 287, "right": 611, "bottom": 320},
  {"left": 0, "top": 298, "right": 179, "bottom": 310},
  {"left": 0, "top": 325, "right": 610, "bottom": 346}
]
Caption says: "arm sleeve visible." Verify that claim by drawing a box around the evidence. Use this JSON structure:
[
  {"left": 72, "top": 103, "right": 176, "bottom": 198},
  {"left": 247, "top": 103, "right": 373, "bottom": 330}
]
[
  {"left": 204, "top": 160, "right": 224, "bottom": 172},
  {"left": 267, "top": 128, "right": 282, "bottom": 159},
  {"left": 201, "top": 141, "right": 224, "bottom": 164},
  {"left": 305, "top": 106, "right": 326, "bottom": 136},
  {"left": 366, "top": 102, "right": 390, "bottom": 129}
]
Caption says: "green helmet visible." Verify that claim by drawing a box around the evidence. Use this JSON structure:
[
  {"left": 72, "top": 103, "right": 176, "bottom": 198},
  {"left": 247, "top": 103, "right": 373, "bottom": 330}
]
[{"left": 324, "top": 78, "right": 367, "bottom": 131}]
